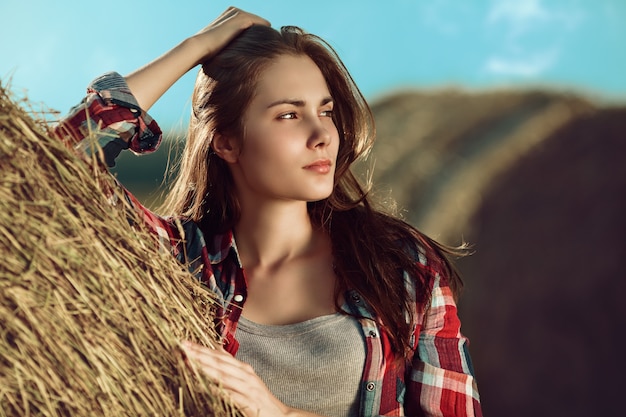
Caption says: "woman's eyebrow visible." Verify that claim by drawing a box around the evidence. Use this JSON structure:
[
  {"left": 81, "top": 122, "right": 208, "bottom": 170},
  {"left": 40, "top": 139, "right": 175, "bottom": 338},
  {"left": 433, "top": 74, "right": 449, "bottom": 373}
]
[{"left": 266, "top": 96, "right": 333, "bottom": 109}]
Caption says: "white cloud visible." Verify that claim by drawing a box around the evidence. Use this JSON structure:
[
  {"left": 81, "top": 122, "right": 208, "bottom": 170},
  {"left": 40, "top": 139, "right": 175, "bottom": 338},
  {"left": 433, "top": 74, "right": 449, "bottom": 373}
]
[
  {"left": 485, "top": 49, "right": 558, "bottom": 77},
  {"left": 487, "top": 0, "right": 585, "bottom": 37},
  {"left": 488, "top": 0, "right": 550, "bottom": 25},
  {"left": 483, "top": 0, "right": 585, "bottom": 78}
]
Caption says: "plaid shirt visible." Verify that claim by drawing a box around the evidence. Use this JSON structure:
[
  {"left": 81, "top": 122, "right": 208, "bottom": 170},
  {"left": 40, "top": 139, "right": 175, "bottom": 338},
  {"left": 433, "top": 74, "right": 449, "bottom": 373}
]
[{"left": 57, "top": 72, "right": 482, "bottom": 417}]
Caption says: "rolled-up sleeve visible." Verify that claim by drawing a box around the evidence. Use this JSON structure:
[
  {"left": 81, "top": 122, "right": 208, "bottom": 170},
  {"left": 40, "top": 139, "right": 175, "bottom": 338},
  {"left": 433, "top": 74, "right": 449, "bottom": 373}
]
[
  {"left": 405, "top": 272, "right": 482, "bottom": 417},
  {"left": 55, "top": 71, "right": 162, "bottom": 167},
  {"left": 52, "top": 72, "right": 178, "bottom": 254}
]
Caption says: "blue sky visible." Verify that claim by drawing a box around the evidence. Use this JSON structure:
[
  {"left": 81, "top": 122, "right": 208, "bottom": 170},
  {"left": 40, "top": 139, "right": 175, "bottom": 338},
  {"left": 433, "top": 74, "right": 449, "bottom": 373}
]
[{"left": 1, "top": 0, "right": 624, "bottom": 129}]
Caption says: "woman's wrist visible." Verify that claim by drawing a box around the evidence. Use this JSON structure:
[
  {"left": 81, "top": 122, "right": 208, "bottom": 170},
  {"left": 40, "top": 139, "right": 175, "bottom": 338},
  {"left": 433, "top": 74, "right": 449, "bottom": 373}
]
[{"left": 179, "top": 35, "right": 211, "bottom": 69}]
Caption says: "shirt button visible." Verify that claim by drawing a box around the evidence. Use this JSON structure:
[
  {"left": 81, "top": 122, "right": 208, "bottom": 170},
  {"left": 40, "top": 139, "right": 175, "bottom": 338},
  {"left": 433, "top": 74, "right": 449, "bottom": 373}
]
[
  {"left": 366, "top": 382, "right": 376, "bottom": 391},
  {"left": 368, "top": 330, "right": 377, "bottom": 338},
  {"left": 233, "top": 294, "right": 244, "bottom": 303}
]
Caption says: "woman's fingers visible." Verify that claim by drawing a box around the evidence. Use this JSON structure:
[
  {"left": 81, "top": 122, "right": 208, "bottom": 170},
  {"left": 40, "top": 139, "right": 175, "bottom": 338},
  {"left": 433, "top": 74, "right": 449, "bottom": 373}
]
[
  {"left": 181, "top": 341, "right": 256, "bottom": 394},
  {"left": 192, "top": 7, "right": 271, "bottom": 64},
  {"left": 180, "top": 341, "right": 292, "bottom": 417},
  {"left": 205, "top": 7, "right": 270, "bottom": 32}
]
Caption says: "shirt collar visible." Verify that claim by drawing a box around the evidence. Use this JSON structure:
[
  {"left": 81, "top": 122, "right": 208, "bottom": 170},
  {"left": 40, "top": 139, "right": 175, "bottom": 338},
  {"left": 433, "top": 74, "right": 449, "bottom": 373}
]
[
  {"left": 208, "top": 229, "right": 376, "bottom": 321},
  {"left": 207, "top": 229, "right": 243, "bottom": 268}
]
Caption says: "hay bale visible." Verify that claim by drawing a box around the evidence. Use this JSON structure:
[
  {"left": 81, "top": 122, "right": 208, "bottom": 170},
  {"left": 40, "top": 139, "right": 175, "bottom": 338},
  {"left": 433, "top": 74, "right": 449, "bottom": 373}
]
[
  {"left": 0, "top": 84, "right": 237, "bottom": 416},
  {"left": 370, "top": 89, "right": 626, "bottom": 416}
]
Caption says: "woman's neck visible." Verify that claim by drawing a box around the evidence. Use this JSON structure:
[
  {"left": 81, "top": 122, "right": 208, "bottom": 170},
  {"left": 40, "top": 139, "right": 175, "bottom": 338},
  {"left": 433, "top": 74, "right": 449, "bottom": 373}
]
[{"left": 234, "top": 200, "right": 320, "bottom": 269}]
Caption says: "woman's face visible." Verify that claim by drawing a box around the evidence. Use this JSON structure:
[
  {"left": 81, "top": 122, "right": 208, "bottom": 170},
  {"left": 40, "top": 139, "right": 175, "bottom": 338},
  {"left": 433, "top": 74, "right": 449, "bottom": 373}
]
[{"left": 231, "top": 54, "right": 340, "bottom": 205}]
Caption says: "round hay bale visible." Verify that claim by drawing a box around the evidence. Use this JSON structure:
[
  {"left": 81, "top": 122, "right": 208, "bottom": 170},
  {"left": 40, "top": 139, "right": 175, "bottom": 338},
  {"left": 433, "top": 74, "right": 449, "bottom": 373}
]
[
  {"left": 0, "top": 85, "right": 237, "bottom": 416},
  {"left": 370, "top": 88, "right": 626, "bottom": 416}
]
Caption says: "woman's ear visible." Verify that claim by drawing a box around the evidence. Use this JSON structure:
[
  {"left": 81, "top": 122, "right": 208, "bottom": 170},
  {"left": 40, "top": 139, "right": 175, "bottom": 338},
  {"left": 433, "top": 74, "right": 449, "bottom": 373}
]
[{"left": 211, "top": 132, "right": 240, "bottom": 164}]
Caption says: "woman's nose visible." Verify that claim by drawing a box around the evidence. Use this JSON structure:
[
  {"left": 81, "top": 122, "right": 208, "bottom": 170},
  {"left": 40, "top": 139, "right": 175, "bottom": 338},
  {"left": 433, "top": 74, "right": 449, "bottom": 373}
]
[{"left": 308, "top": 118, "right": 333, "bottom": 149}]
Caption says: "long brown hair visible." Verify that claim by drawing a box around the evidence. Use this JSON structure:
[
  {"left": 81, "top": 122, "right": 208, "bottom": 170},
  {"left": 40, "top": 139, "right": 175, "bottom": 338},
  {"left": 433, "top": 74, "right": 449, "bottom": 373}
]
[{"left": 161, "top": 25, "right": 464, "bottom": 359}]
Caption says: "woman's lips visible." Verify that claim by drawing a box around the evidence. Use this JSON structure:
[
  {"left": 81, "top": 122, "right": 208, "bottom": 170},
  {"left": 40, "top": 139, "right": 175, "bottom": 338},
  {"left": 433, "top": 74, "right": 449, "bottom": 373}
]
[{"left": 303, "top": 159, "right": 332, "bottom": 174}]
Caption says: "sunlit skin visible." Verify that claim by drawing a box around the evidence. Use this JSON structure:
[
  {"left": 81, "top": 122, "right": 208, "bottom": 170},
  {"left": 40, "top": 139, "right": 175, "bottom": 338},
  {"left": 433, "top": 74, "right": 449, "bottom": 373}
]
[
  {"left": 127, "top": 8, "right": 338, "bottom": 416},
  {"left": 212, "top": 53, "right": 341, "bottom": 330},
  {"left": 215, "top": 54, "right": 339, "bottom": 206},
  {"left": 196, "top": 53, "right": 340, "bottom": 417}
]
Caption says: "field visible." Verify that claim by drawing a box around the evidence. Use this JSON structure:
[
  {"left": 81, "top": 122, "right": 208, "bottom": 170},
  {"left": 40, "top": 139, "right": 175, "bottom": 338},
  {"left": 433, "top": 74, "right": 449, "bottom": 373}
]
[{"left": 3, "top": 82, "right": 625, "bottom": 416}]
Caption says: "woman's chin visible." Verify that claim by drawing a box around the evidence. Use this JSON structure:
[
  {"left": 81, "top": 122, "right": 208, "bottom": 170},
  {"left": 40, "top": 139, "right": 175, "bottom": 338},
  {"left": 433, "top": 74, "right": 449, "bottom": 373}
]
[{"left": 305, "top": 190, "right": 333, "bottom": 203}]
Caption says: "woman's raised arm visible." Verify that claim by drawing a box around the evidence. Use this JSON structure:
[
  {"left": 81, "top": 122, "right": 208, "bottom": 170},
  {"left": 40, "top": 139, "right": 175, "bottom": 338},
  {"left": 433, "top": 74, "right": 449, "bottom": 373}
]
[{"left": 126, "top": 7, "right": 270, "bottom": 111}]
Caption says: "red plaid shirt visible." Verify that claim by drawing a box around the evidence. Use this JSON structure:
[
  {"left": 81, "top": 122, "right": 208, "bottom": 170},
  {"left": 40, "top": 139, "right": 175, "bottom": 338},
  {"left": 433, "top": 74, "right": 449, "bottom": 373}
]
[{"left": 57, "top": 72, "right": 482, "bottom": 417}]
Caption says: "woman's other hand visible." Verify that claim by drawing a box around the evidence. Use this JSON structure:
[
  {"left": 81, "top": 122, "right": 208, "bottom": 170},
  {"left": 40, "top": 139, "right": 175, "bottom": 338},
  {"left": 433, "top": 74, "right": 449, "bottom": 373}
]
[{"left": 181, "top": 340, "right": 294, "bottom": 417}]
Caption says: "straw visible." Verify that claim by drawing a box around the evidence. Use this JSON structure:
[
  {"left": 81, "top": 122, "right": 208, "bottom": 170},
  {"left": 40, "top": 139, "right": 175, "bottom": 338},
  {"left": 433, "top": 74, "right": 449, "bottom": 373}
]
[{"left": 0, "top": 84, "right": 239, "bottom": 417}]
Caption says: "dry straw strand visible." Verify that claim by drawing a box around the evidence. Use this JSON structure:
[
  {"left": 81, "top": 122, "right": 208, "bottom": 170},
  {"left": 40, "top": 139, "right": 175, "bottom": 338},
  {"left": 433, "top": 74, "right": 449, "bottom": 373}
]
[{"left": 0, "top": 83, "right": 239, "bottom": 417}]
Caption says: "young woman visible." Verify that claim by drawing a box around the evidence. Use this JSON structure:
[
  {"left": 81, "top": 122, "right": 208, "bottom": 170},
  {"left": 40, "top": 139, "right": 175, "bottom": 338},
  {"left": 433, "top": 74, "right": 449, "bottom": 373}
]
[{"left": 58, "top": 7, "right": 481, "bottom": 417}]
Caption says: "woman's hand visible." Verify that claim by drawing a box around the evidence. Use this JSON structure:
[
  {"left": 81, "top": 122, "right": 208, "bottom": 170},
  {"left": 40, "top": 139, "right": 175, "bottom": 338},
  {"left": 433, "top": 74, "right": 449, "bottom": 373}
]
[
  {"left": 126, "top": 7, "right": 270, "bottom": 111},
  {"left": 181, "top": 341, "right": 298, "bottom": 417},
  {"left": 189, "top": 7, "right": 271, "bottom": 66},
  {"left": 181, "top": 340, "right": 330, "bottom": 417}
]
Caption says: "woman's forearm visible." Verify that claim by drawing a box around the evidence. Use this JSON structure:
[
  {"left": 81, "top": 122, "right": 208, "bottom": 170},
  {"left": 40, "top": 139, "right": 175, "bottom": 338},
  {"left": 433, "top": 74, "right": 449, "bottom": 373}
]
[
  {"left": 124, "top": 7, "right": 270, "bottom": 112},
  {"left": 124, "top": 37, "right": 203, "bottom": 111}
]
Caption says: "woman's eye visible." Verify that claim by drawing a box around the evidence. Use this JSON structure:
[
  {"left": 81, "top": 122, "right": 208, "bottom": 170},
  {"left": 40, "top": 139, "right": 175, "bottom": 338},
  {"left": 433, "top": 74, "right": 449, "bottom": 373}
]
[
  {"left": 320, "top": 110, "right": 334, "bottom": 117},
  {"left": 278, "top": 112, "right": 297, "bottom": 120}
]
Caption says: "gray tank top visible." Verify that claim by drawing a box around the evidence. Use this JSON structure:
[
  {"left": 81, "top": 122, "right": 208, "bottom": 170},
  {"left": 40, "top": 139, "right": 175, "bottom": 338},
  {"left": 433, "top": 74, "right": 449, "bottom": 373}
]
[{"left": 235, "top": 312, "right": 366, "bottom": 417}]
